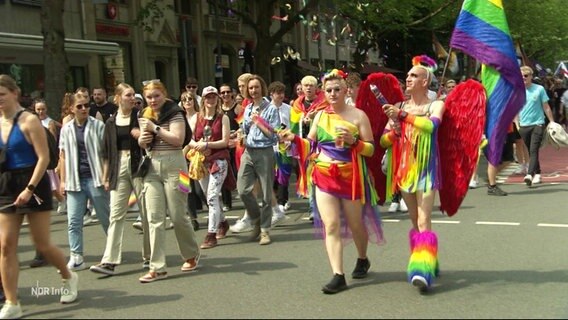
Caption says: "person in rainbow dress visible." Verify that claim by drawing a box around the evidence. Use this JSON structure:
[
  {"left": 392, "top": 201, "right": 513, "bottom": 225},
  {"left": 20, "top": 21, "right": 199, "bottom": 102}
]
[{"left": 280, "top": 69, "right": 384, "bottom": 294}]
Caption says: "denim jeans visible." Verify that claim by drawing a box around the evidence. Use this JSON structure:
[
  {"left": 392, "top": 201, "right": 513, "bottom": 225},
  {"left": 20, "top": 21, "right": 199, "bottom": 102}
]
[{"left": 67, "top": 177, "right": 110, "bottom": 255}]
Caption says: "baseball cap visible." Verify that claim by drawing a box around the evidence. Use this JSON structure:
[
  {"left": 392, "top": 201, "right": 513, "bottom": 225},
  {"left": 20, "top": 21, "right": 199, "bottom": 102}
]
[
  {"left": 202, "top": 86, "right": 219, "bottom": 97},
  {"left": 134, "top": 93, "right": 143, "bottom": 101}
]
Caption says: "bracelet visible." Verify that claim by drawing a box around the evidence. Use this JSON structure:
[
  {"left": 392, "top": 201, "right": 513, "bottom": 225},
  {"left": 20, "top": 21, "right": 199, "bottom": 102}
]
[{"left": 398, "top": 110, "right": 408, "bottom": 120}]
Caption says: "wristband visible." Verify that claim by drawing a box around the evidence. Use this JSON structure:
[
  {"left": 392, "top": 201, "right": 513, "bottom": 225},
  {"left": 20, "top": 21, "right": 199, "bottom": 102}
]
[{"left": 398, "top": 110, "right": 408, "bottom": 120}]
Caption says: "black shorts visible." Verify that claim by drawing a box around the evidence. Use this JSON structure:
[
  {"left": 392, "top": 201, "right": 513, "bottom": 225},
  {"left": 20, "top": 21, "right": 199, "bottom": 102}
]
[
  {"left": 509, "top": 123, "right": 522, "bottom": 142},
  {"left": 0, "top": 167, "right": 53, "bottom": 214}
]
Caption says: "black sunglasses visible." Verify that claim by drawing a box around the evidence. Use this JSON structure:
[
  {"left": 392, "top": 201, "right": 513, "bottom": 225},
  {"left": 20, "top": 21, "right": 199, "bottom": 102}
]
[
  {"left": 186, "top": 85, "right": 198, "bottom": 89},
  {"left": 76, "top": 104, "right": 90, "bottom": 110},
  {"left": 220, "top": 91, "right": 232, "bottom": 95},
  {"left": 522, "top": 74, "right": 531, "bottom": 78}
]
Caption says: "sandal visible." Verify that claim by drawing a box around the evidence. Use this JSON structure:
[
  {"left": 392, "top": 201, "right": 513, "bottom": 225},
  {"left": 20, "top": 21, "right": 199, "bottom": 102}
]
[{"left": 139, "top": 271, "right": 168, "bottom": 283}]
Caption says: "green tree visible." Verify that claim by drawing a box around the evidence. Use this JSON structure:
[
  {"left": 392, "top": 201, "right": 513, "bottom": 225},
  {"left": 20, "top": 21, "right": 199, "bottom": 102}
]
[
  {"left": 505, "top": 0, "right": 568, "bottom": 69},
  {"left": 335, "top": 0, "right": 459, "bottom": 72},
  {"left": 208, "top": 0, "right": 320, "bottom": 82},
  {"left": 41, "top": 0, "right": 69, "bottom": 120}
]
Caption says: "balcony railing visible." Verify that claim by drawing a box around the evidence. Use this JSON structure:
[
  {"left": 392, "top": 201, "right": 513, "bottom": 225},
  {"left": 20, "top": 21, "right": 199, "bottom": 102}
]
[{"left": 206, "top": 15, "right": 241, "bottom": 34}]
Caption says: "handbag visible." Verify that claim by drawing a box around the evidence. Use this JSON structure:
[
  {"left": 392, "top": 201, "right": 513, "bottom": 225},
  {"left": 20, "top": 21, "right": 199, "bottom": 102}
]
[{"left": 134, "top": 152, "right": 152, "bottom": 178}]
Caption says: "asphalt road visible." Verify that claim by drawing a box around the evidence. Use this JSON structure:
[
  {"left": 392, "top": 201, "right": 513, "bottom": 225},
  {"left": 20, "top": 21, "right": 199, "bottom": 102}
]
[{"left": 13, "top": 153, "right": 568, "bottom": 319}]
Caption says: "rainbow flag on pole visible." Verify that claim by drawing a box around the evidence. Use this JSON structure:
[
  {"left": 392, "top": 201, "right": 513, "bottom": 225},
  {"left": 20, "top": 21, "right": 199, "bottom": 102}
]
[{"left": 450, "top": 0, "right": 526, "bottom": 166}]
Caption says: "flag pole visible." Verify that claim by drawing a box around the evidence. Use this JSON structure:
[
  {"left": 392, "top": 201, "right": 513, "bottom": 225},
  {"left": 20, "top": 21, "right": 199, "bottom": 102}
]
[{"left": 437, "top": 47, "right": 453, "bottom": 98}]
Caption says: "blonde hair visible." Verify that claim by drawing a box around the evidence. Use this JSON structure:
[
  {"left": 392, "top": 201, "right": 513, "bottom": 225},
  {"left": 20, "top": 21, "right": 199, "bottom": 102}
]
[
  {"left": 520, "top": 66, "right": 533, "bottom": 75},
  {"left": 61, "top": 92, "right": 75, "bottom": 119},
  {"left": 199, "top": 92, "right": 222, "bottom": 118},
  {"left": 143, "top": 81, "right": 169, "bottom": 98},
  {"left": 113, "top": 83, "right": 134, "bottom": 106},
  {"left": 301, "top": 75, "right": 318, "bottom": 86},
  {"left": 181, "top": 90, "right": 198, "bottom": 112}
]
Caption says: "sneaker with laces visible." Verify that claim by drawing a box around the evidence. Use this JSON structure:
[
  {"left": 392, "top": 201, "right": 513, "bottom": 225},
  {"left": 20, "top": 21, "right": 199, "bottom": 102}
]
[
  {"left": 230, "top": 217, "right": 253, "bottom": 233},
  {"left": 67, "top": 254, "right": 87, "bottom": 271},
  {"left": 469, "top": 180, "right": 478, "bottom": 189},
  {"left": 0, "top": 301, "right": 22, "bottom": 319},
  {"left": 57, "top": 201, "right": 67, "bottom": 214},
  {"left": 60, "top": 271, "right": 78, "bottom": 304},
  {"left": 89, "top": 263, "right": 116, "bottom": 276},
  {"left": 487, "top": 185, "right": 507, "bottom": 196},
  {"left": 259, "top": 231, "right": 271, "bottom": 245},
  {"left": 388, "top": 202, "right": 400, "bottom": 213},
  {"left": 132, "top": 221, "right": 143, "bottom": 231},
  {"left": 181, "top": 253, "right": 200, "bottom": 272},
  {"left": 271, "top": 213, "right": 288, "bottom": 227},
  {"left": 200, "top": 232, "right": 217, "bottom": 249},
  {"left": 351, "top": 258, "right": 371, "bottom": 279},
  {"left": 278, "top": 204, "right": 286, "bottom": 213},
  {"left": 139, "top": 271, "right": 168, "bottom": 283},
  {"left": 222, "top": 206, "right": 230, "bottom": 212},
  {"left": 83, "top": 214, "right": 95, "bottom": 226},
  {"left": 399, "top": 199, "right": 408, "bottom": 212},
  {"left": 216, "top": 220, "right": 229, "bottom": 239},
  {"left": 532, "top": 174, "right": 542, "bottom": 184},
  {"left": 321, "top": 273, "right": 348, "bottom": 294},
  {"left": 524, "top": 174, "right": 532, "bottom": 187}
]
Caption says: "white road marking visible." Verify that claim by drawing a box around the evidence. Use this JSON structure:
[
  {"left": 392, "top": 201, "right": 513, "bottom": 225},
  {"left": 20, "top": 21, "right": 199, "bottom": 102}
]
[
  {"left": 475, "top": 221, "right": 520, "bottom": 226},
  {"left": 432, "top": 220, "right": 460, "bottom": 224},
  {"left": 382, "top": 219, "right": 401, "bottom": 223},
  {"left": 537, "top": 223, "right": 568, "bottom": 228}
]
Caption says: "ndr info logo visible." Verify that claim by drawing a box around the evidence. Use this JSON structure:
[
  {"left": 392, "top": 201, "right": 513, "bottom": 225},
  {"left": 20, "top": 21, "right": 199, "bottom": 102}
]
[{"left": 31, "top": 281, "right": 69, "bottom": 298}]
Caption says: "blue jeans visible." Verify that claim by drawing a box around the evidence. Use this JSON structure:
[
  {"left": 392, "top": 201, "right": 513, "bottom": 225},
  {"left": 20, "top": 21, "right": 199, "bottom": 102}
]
[{"left": 67, "top": 177, "right": 110, "bottom": 255}]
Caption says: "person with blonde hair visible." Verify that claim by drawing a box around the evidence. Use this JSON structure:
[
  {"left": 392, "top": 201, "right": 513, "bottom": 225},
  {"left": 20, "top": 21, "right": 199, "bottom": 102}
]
[
  {"left": 137, "top": 80, "right": 200, "bottom": 282},
  {"left": 90, "top": 83, "right": 150, "bottom": 275},
  {"left": 280, "top": 69, "right": 382, "bottom": 293},
  {"left": 0, "top": 74, "right": 78, "bottom": 318},
  {"left": 187, "top": 86, "right": 231, "bottom": 248}
]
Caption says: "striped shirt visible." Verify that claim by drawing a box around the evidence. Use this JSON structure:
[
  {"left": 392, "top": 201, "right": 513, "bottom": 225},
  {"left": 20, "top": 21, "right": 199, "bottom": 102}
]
[
  {"left": 152, "top": 112, "right": 185, "bottom": 151},
  {"left": 59, "top": 116, "right": 105, "bottom": 191}
]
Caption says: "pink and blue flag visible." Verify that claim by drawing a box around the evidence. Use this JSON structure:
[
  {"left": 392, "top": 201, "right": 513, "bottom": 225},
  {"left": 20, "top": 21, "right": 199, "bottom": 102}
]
[{"left": 450, "top": 0, "right": 526, "bottom": 166}]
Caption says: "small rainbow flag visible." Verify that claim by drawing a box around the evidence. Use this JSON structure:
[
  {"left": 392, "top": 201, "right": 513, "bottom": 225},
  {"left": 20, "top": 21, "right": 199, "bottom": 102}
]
[
  {"left": 128, "top": 191, "right": 137, "bottom": 207},
  {"left": 178, "top": 170, "right": 190, "bottom": 193}
]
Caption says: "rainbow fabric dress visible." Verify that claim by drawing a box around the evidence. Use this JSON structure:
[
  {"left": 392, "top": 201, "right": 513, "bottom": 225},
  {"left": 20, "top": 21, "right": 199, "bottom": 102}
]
[
  {"left": 290, "top": 91, "right": 329, "bottom": 137},
  {"left": 386, "top": 103, "right": 441, "bottom": 199},
  {"left": 293, "top": 107, "right": 384, "bottom": 245}
]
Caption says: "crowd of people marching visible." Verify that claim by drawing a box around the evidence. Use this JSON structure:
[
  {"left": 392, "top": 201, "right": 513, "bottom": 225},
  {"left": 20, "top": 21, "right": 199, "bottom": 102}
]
[{"left": 0, "top": 54, "right": 562, "bottom": 318}]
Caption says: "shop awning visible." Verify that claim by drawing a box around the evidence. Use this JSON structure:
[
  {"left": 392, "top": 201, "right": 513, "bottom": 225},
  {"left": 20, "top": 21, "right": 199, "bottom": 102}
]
[{"left": 0, "top": 32, "right": 119, "bottom": 56}]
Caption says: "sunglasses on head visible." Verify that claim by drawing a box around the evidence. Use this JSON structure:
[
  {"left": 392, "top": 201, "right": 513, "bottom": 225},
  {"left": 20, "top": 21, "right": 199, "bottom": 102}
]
[
  {"left": 142, "top": 79, "right": 161, "bottom": 86},
  {"left": 76, "top": 103, "right": 90, "bottom": 110}
]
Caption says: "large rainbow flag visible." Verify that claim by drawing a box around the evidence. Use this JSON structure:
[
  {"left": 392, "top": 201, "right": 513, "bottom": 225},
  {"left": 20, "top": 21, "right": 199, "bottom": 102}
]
[{"left": 450, "top": 0, "right": 526, "bottom": 166}]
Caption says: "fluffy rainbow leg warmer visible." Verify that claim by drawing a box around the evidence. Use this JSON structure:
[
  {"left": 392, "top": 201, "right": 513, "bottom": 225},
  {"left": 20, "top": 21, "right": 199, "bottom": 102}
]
[{"left": 407, "top": 229, "right": 438, "bottom": 290}]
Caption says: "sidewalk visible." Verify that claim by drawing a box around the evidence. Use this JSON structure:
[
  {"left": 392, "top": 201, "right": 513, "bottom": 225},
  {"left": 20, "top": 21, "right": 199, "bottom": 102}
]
[{"left": 504, "top": 145, "right": 568, "bottom": 184}]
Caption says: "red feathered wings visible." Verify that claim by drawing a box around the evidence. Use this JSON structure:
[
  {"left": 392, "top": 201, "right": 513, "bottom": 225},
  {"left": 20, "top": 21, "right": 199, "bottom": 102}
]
[
  {"left": 355, "top": 73, "right": 405, "bottom": 205},
  {"left": 438, "top": 80, "right": 486, "bottom": 216}
]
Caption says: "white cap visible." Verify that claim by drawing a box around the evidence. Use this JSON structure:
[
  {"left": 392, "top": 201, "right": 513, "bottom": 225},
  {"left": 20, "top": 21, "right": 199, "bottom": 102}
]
[
  {"left": 134, "top": 93, "right": 143, "bottom": 101},
  {"left": 201, "top": 86, "right": 219, "bottom": 97}
]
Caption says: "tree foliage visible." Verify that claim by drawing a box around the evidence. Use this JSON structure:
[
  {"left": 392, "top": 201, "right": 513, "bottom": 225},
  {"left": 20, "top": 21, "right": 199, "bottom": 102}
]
[{"left": 505, "top": 0, "right": 568, "bottom": 68}]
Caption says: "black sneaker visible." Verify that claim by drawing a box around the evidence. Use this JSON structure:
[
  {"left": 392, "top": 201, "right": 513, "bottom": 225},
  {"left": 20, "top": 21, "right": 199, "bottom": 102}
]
[
  {"left": 321, "top": 274, "right": 348, "bottom": 294},
  {"left": 191, "top": 219, "right": 200, "bottom": 231},
  {"left": 351, "top": 258, "right": 371, "bottom": 279},
  {"left": 487, "top": 185, "right": 507, "bottom": 196},
  {"left": 29, "top": 256, "right": 48, "bottom": 268},
  {"left": 89, "top": 263, "right": 115, "bottom": 276}
]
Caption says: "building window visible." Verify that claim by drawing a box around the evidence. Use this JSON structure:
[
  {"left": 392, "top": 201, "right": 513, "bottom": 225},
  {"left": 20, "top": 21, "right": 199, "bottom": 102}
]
[{"left": 10, "top": 0, "right": 41, "bottom": 7}]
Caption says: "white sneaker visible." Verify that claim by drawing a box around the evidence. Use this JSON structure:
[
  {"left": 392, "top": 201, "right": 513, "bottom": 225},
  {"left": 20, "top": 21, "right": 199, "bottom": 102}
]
[
  {"left": 271, "top": 213, "right": 288, "bottom": 227},
  {"left": 532, "top": 174, "right": 542, "bottom": 184},
  {"left": 399, "top": 199, "right": 408, "bottom": 212},
  {"left": 230, "top": 217, "right": 253, "bottom": 233},
  {"left": 469, "top": 180, "right": 478, "bottom": 189},
  {"left": 67, "top": 254, "right": 87, "bottom": 271},
  {"left": 284, "top": 202, "right": 291, "bottom": 211},
  {"left": 0, "top": 301, "right": 23, "bottom": 319},
  {"left": 60, "top": 271, "right": 78, "bottom": 304},
  {"left": 278, "top": 204, "right": 286, "bottom": 213},
  {"left": 132, "top": 221, "right": 143, "bottom": 231},
  {"left": 388, "top": 202, "right": 399, "bottom": 213},
  {"left": 523, "top": 174, "right": 533, "bottom": 186},
  {"left": 57, "top": 201, "right": 67, "bottom": 214},
  {"left": 513, "top": 165, "right": 526, "bottom": 175}
]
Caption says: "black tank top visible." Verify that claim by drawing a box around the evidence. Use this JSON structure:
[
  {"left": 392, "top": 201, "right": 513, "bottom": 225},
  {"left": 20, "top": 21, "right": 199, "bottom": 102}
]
[{"left": 222, "top": 103, "right": 239, "bottom": 131}]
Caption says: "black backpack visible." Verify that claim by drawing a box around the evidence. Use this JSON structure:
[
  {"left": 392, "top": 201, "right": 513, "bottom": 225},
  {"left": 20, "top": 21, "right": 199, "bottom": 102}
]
[{"left": 15, "top": 110, "right": 59, "bottom": 170}]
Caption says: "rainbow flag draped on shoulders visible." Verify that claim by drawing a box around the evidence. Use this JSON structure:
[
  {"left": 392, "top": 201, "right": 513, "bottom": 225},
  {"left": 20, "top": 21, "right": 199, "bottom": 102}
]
[
  {"left": 290, "top": 91, "right": 328, "bottom": 136},
  {"left": 449, "top": 0, "right": 526, "bottom": 166}
]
